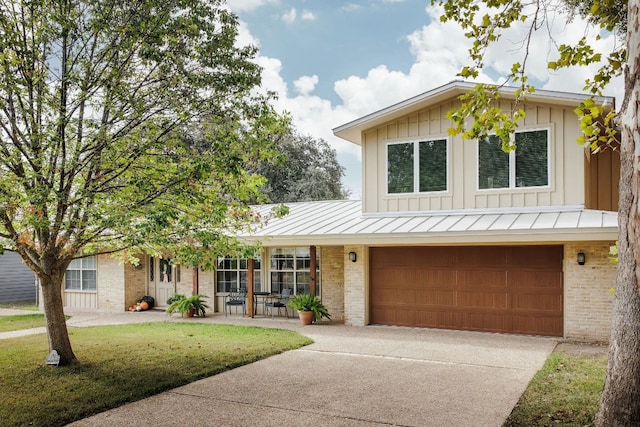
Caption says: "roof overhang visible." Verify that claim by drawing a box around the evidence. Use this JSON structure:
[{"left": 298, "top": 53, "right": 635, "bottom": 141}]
[
  {"left": 241, "top": 200, "right": 618, "bottom": 247},
  {"left": 332, "top": 80, "right": 616, "bottom": 145}
]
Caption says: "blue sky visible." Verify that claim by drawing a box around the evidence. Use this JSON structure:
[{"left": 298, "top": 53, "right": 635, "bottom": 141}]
[{"left": 229, "top": 1, "right": 623, "bottom": 199}]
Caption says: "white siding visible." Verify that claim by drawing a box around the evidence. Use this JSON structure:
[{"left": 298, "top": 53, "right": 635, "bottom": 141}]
[{"left": 363, "top": 97, "right": 586, "bottom": 213}]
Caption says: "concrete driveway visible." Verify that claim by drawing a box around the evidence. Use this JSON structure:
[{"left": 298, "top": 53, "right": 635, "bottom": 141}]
[{"left": 68, "top": 317, "right": 557, "bottom": 427}]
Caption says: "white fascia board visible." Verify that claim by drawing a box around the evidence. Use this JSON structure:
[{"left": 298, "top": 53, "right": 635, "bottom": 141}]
[{"left": 242, "top": 228, "right": 618, "bottom": 247}]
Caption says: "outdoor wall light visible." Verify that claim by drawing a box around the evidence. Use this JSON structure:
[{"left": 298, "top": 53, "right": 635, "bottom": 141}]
[
  {"left": 577, "top": 252, "right": 586, "bottom": 265},
  {"left": 349, "top": 251, "right": 357, "bottom": 262}
]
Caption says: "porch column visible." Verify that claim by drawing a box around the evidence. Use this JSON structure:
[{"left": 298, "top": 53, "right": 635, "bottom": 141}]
[
  {"left": 247, "top": 258, "right": 254, "bottom": 318},
  {"left": 310, "top": 245, "right": 317, "bottom": 295},
  {"left": 192, "top": 267, "right": 198, "bottom": 294}
]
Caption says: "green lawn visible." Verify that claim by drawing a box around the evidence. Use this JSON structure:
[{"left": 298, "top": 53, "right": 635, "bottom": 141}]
[
  {"left": 0, "top": 322, "right": 313, "bottom": 427},
  {"left": 504, "top": 346, "right": 608, "bottom": 426},
  {"left": 0, "top": 313, "right": 49, "bottom": 332}
]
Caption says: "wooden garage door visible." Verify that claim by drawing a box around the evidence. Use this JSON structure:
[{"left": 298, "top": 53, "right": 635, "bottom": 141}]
[{"left": 370, "top": 246, "right": 563, "bottom": 336}]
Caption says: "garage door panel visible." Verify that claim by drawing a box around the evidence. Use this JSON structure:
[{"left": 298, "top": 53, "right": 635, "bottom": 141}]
[
  {"left": 370, "top": 307, "right": 396, "bottom": 324},
  {"left": 415, "top": 290, "right": 456, "bottom": 306},
  {"left": 396, "top": 289, "right": 416, "bottom": 305},
  {"left": 370, "top": 246, "right": 563, "bottom": 337},
  {"left": 511, "top": 294, "right": 563, "bottom": 312},
  {"left": 512, "top": 314, "right": 563, "bottom": 336},
  {"left": 458, "top": 291, "right": 507, "bottom": 309},
  {"left": 370, "top": 248, "right": 416, "bottom": 267},
  {"left": 455, "top": 247, "right": 508, "bottom": 267},
  {"left": 462, "top": 311, "right": 511, "bottom": 333},
  {"left": 413, "top": 247, "right": 458, "bottom": 267},
  {"left": 509, "top": 271, "right": 563, "bottom": 289},
  {"left": 373, "top": 269, "right": 414, "bottom": 288},
  {"left": 507, "top": 246, "right": 564, "bottom": 269},
  {"left": 416, "top": 309, "right": 461, "bottom": 329},
  {"left": 370, "top": 288, "right": 396, "bottom": 305},
  {"left": 458, "top": 270, "right": 507, "bottom": 288},
  {"left": 415, "top": 269, "right": 457, "bottom": 287},
  {"left": 392, "top": 307, "right": 417, "bottom": 326}
]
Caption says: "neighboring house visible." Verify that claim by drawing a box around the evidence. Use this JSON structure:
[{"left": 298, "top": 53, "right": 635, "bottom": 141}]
[
  {"left": 61, "top": 81, "right": 618, "bottom": 342},
  {"left": 0, "top": 250, "right": 37, "bottom": 303}
]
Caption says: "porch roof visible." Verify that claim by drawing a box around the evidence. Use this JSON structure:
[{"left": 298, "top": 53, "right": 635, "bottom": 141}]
[{"left": 242, "top": 200, "right": 618, "bottom": 246}]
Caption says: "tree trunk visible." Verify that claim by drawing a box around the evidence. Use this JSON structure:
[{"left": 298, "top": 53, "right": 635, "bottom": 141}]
[
  {"left": 596, "top": 2, "right": 640, "bottom": 423},
  {"left": 40, "top": 273, "right": 78, "bottom": 366}
]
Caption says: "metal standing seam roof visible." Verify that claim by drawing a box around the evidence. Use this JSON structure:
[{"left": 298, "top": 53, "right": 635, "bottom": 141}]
[{"left": 241, "top": 200, "right": 618, "bottom": 246}]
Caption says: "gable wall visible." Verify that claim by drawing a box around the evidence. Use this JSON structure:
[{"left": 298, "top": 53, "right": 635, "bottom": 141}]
[{"left": 362, "top": 97, "right": 586, "bottom": 213}]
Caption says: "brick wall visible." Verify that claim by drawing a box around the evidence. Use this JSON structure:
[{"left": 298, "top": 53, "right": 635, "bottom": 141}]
[
  {"left": 175, "top": 265, "right": 193, "bottom": 296},
  {"left": 343, "top": 245, "right": 367, "bottom": 326},
  {"left": 123, "top": 255, "right": 147, "bottom": 310},
  {"left": 96, "top": 255, "right": 125, "bottom": 311},
  {"left": 564, "top": 241, "right": 616, "bottom": 341},
  {"left": 319, "top": 246, "right": 344, "bottom": 321}
]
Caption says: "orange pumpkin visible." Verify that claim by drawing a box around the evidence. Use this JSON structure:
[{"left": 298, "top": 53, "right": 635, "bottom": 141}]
[{"left": 139, "top": 301, "right": 149, "bottom": 311}]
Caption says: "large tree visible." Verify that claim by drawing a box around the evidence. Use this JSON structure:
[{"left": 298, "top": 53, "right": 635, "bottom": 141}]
[
  {"left": 251, "top": 129, "right": 349, "bottom": 203},
  {"left": 0, "top": 0, "right": 288, "bottom": 366},
  {"left": 432, "top": 0, "right": 636, "bottom": 424}
]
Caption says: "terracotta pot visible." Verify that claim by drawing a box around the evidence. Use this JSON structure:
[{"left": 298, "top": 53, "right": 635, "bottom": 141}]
[
  {"left": 298, "top": 311, "right": 314, "bottom": 325},
  {"left": 183, "top": 308, "right": 195, "bottom": 318}
]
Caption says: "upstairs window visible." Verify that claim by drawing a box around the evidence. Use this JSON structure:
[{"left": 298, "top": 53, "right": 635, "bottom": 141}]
[
  {"left": 478, "top": 129, "right": 549, "bottom": 190},
  {"left": 65, "top": 256, "right": 97, "bottom": 291},
  {"left": 387, "top": 139, "right": 448, "bottom": 194}
]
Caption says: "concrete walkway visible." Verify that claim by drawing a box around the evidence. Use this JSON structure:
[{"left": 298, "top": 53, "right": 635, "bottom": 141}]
[{"left": 1, "top": 309, "right": 558, "bottom": 426}]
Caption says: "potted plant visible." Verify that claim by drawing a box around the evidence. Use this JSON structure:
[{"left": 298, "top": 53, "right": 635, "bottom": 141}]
[
  {"left": 166, "top": 294, "right": 209, "bottom": 318},
  {"left": 287, "top": 293, "right": 331, "bottom": 325}
]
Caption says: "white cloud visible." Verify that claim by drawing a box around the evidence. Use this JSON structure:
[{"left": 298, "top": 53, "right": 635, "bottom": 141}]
[
  {"left": 227, "top": 0, "right": 279, "bottom": 13},
  {"left": 301, "top": 10, "right": 316, "bottom": 21},
  {"left": 342, "top": 4, "right": 361, "bottom": 12},
  {"left": 293, "top": 75, "right": 319, "bottom": 96},
  {"left": 235, "top": 20, "right": 261, "bottom": 48},
  {"left": 281, "top": 8, "right": 296, "bottom": 24}
]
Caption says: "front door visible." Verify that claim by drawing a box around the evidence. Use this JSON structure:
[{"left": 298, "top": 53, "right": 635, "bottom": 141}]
[{"left": 149, "top": 257, "right": 175, "bottom": 308}]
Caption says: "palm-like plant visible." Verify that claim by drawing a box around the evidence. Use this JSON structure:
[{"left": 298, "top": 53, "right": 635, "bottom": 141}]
[
  {"left": 286, "top": 293, "right": 331, "bottom": 321},
  {"left": 166, "top": 294, "right": 209, "bottom": 317}
]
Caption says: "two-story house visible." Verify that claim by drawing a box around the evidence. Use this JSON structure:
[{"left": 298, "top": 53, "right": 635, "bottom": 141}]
[{"left": 60, "top": 81, "right": 618, "bottom": 342}]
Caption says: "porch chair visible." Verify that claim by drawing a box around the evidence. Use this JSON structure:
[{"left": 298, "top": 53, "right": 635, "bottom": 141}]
[
  {"left": 264, "top": 288, "right": 291, "bottom": 319},
  {"left": 224, "top": 288, "right": 247, "bottom": 316}
]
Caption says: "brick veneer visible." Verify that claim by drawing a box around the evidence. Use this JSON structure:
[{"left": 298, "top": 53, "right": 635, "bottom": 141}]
[
  {"left": 319, "top": 246, "right": 345, "bottom": 321},
  {"left": 96, "top": 255, "right": 125, "bottom": 311},
  {"left": 343, "top": 245, "right": 367, "bottom": 326},
  {"left": 564, "top": 241, "right": 616, "bottom": 341},
  {"left": 91, "top": 241, "right": 617, "bottom": 342},
  {"left": 96, "top": 254, "right": 147, "bottom": 311}
]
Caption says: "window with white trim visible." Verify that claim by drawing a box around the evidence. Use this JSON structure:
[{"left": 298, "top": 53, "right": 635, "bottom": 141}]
[
  {"left": 216, "top": 256, "right": 261, "bottom": 293},
  {"left": 478, "top": 129, "right": 550, "bottom": 190},
  {"left": 387, "top": 139, "right": 448, "bottom": 194},
  {"left": 269, "top": 247, "right": 319, "bottom": 295},
  {"left": 65, "top": 256, "right": 97, "bottom": 291}
]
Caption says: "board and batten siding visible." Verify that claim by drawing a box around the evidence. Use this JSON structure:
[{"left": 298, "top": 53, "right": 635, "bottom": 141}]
[
  {"left": 362, "top": 97, "right": 586, "bottom": 213},
  {"left": 0, "top": 251, "right": 36, "bottom": 303}
]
